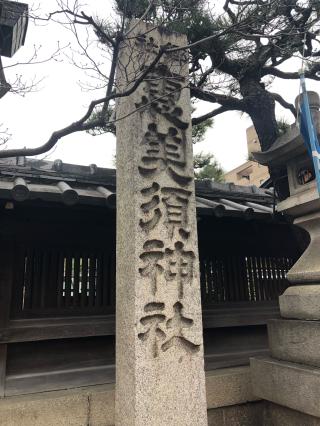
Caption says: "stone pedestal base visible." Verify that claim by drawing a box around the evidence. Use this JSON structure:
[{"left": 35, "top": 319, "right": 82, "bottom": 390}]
[
  {"left": 250, "top": 357, "right": 320, "bottom": 419},
  {"left": 268, "top": 318, "right": 320, "bottom": 367},
  {"left": 264, "top": 402, "right": 320, "bottom": 426},
  {"left": 279, "top": 285, "right": 320, "bottom": 319},
  {"left": 251, "top": 290, "right": 320, "bottom": 423}
]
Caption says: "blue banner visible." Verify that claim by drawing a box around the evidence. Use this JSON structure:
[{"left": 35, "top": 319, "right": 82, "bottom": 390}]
[{"left": 299, "top": 74, "right": 320, "bottom": 196}]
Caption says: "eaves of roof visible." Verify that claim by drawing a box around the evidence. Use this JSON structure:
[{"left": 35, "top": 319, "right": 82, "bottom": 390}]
[{"left": 0, "top": 159, "right": 277, "bottom": 220}]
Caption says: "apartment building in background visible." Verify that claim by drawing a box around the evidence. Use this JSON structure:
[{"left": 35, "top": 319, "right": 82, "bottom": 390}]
[{"left": 224, "top": 125, "right": 270, "bottom": 187}]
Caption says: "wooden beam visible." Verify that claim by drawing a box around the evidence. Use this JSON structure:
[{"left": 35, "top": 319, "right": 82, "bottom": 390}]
[
  {"left": 0, "top": 315, "right": 116, "bottom": 343},
  {"left": 57, "top": 181, "right": 79, "bottom": 206},
  {"left": 0, "top": 242, "right": 14, "bottom": 397},
  {"left": 0, "top": 301, "right": 280, "bottom": 344},
  {"left": 204, "top": 348, "right": 269, "bottom": 371},
  {"left": 97, "top": 186, "right": 116, "bottom": 208},
  {"left": 0, "top": 241, "right": 14, "bottom": 328},
  {"left": 202, "top": 303, "right": 280, "bottom": 328},
  {"left": 5, "top": 364, "right": 115, "bottom": 396},
  {"left": 12, "top": 177, "right": 29, "bottom": 201},
  {"left": 0, "top": 345, "right": 7, "bottom": 397}
]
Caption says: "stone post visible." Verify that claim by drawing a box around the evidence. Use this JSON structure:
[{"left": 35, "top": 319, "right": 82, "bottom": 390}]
[{"left": 115, "top": 22, "right": 207, "bottom": 426}]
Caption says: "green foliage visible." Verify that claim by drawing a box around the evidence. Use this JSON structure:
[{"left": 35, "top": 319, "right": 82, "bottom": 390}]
[
  {"left": 115, "top": 0, "right": 205, "bottom": 20},
  {"left": 248, "top": 119, "right": 291, "bottom": 147},
  {"left": 86, "top": 106, "right": 116, "bottom": 137},
  {"left": 86, "top": 100, "right": 214, "bottom": 143},
  {"left": 164, "top": 6, "right": 216, "bottom": 58},
  {"left": 115, "top": 0, "right": 155, "bottom": 18},
  {"left": 107, "top": 0, "right": 320, "bottom": 155},
  {"left": 115, "top": 0, "right": 212, "bottom": 57},
  {"left": 194, "top": 152, "right": 225, "bottom": 182},
  {"left": 277, "top": 118, "right": 290, "bottom": 136},
  {"left": 192, "top": 117, "right": 213, "bottom": 144},
  {"left": 93, "top": 0, "right": 317, "bottom": 157}
]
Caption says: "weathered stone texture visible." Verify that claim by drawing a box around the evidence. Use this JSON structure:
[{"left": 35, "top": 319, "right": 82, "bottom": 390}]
[
  {"left": 285, "top": 211, "right": 320, "bottom": 285},
  {"left": 0, "top": 394, "right": 88, "bottom": 426},
  {"left": 268, "top": 318, "right": 320, "bottom": 367},
  {"left": 115, "top": 21, "right": 207, "bottom": 425},
  {"left": 0, "top": 367, "right": 257, "bottom": 425},
  {"left": 0, "top": 384, "right": 114, "bottom": 426},
  {"left": 206, "top": 366, "right": 258, "bottom": 409},
  {"left": 279, "top": 285, "right": 320, "bottom": 320},
  {"left": 208, "top": 402, "right": 264, "bottom": 426},
  {"left": 251, "top": 356, "right": 320, "bottom": 418},
  {"left": 264, "top": 402, "right": 320, "bottom": 426},
  {"left": 89, "top": 386, "right": 115, "bottom": 426}
]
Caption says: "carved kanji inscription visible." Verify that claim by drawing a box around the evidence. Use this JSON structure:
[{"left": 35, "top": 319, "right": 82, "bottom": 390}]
[
  {"left": 138, "top": 123, "right": 192, "bottom": 186},
  {"left": 135, "top": 64, "right": 188, "bottom": 130},
  {"left": 162, "top": 187, "right": 191, "bottom": 239},
  {"left": 139, "top": 240, "right": 164, "bottom": 295},
  {"left": 165, "top": 241, "right": 195, "bottom": 299},
  {"left": 138, "top": 302, "right": 200, "bottom": 358},
  {"left": 139, "top": 182, "right": 191, "bottom": 239},
  {"left": 138, "top": 302, "right": 166, "bottom": 358},
  {"left": 162, "top": 302, "right": 200, "bottom": 354}
]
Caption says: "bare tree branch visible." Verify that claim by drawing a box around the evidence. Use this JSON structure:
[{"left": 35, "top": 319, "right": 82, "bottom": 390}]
[
  {"left": 192, "top": 106, "right": 228, "bottom": 126},
  {"left": 0, "top": 46, "right": 166, "bottom": 159},
  {"left": 262, "top": 63, "right": 320, "bottom": 80},
  {"left": 269, "top": 92, "right": 296, "bottom": 118},
  {"left": 2, "top": 0, "right": 320, "bottom": 162},
  {"left": 2, "top": 43, "right": 67, "bottom": 70},
  {"left": 191, "top": 86, "right": 247, "bottom": 111}
]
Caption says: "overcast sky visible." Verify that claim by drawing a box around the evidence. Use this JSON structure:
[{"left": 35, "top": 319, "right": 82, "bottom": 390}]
[{"left": 1, "top": 0, "right": 319, "bottom": 172}]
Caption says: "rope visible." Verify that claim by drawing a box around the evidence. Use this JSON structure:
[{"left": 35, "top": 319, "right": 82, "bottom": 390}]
[
  {"left": 301, "top": 31, "right": 307, "bottom": 74},
  {"left": 296, "top": 32, "right": 308, "bottom": 124}
]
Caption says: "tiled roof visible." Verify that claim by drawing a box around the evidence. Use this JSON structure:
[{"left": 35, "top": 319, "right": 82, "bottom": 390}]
[{"left": 0, "top": 158, "right": 275, "bottom": 218}]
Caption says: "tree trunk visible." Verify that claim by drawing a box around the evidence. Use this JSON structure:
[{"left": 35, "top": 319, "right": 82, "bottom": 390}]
[
  {"left": 240, "top": 78, "right": 279, "bottom": 152},
  {"left": 240, "top": 78, "right": 290, "bottom": 197}
]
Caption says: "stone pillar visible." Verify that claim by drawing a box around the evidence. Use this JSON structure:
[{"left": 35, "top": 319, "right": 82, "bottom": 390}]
[{"left": 115, "top": 22, "right": 207, "bottom": 426}]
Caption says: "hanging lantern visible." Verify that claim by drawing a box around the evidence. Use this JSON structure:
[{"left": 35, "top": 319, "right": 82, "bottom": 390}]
[
  {"left": 0, "top": 1, "right": 28, "bottom": 58},
  {"left": 0, "top": 56, "right": 10, "bottom": 97}
]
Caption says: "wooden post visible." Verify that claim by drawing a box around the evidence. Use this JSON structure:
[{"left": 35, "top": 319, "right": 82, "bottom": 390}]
[
  {"left": 0, "top": 345, "right": 7, "bottom": 397},
  {"left": 0, "top": 240, "right": 14, "bottom": 397}
]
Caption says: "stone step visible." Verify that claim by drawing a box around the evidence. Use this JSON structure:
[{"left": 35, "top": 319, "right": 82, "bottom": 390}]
[
  {"left": 250, "top": 356, "right": 320, "bottom": 419},
  {"left": 268, "top": 318, "right": 320, "bottom": 367}
]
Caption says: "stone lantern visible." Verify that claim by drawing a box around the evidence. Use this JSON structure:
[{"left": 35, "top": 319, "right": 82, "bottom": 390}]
[
  {"left": 254, "top": 92, "right": 320, "bottom": 303},
  {"left": 250, "top": 93, "right": 320, "bottom": 423},
  {"left": 0, "top": 1, "right": 28, "bottom": 58}
]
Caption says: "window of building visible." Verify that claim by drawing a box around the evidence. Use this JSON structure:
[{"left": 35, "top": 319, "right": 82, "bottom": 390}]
[{"left": 237, "top": 166, "right": 253, "bottom": 181}]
